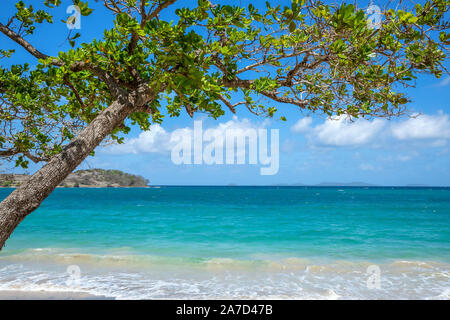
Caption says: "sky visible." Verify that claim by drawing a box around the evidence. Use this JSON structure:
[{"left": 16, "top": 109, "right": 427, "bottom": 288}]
[{"left": 1, "top": 0, "right": 449, "bottom": 186}]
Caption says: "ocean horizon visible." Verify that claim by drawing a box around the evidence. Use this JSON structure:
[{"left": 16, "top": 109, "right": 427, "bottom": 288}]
[{"left": 0, "top": 186, "right": 449, "bottom": 299}]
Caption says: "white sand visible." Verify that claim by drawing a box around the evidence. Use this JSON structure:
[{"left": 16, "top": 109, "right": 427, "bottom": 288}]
[{"left": 0, "top": 290, "right": 114, "bottom": 300}]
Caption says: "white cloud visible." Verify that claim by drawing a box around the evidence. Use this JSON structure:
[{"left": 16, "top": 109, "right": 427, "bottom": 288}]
[
  {"left": 310, "top": 116, "right": 386, "bottom": 147},
  {"left": 436, "top": 76, "right": 450, "bottom": 87},
  {"left": 396, "top": 155, "right": 413, "bottom": 162},
  {"left": 430, "top": 139, "right": 447, "bottom": 147},
  {"left": 103, "top": 117, "right": 268, "bottom": 155},
  {"left": 105, "top": 124, "right": 173, "bottom": 154},
  {"left": 205, "top": 117, "right": 269, "bottom": 137},
  {"left": 291, "top": 117, "right": 312, "bottom": 133},
  {"left": 291, "top": 112, "right": 450, "bottom": 148},
  {"left": 359, "top": 163, "right": 380, "bottom": 171},
  {"left": 192, "top": 117, "right": 269, "bottom": 162},
  {"left": 105, "top": 112, "right": 450, "bottom": 156},
  {"left": 281, "top": 139, "right": 297, "bottom": 153},
  {"left": 391, "top": 113, "right": 450, "bottom": 140}
]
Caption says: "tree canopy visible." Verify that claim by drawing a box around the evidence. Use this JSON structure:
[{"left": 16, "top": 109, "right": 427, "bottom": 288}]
[{"left": 1, "top": 0, "right": 449, "bottom": 168}]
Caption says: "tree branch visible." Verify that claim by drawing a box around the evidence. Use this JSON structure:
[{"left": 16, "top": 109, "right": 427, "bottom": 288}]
[
  {"left": 0, "top": 22, "right": 61, "bottom": 66},
  {"left": 172, "top": 86, "right": 194, "bottom": 117},
  {"left": 0, "top": 149, "right": 48, "bottom": 163},
  {"left": 223, "top": 78, "right": 308, "bottom": 108},
  {"left": 147, "top": 0, "right": 178, "bottom": 20},
  {"left": 0, "top": 22, "right": 125, "bottom": 98},
  {"left": 217, "top": 94, "right": 237, "bottom": 113}
]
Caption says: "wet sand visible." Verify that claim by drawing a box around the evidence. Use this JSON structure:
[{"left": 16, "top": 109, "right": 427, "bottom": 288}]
[{"left": 0, "top": 290, "right": 114, "bottom": 300}]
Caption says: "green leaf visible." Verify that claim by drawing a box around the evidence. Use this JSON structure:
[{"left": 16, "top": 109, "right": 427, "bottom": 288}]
[{"left": 289, "top": 21, "right": 296, "bottom": 32}]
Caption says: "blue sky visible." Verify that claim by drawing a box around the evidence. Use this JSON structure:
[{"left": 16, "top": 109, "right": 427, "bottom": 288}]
[{"left": 1, "top": 0, "right": 449, "bottom": 186}]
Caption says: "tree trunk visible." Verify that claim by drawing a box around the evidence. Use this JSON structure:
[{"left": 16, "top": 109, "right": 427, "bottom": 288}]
[{"left": 0, "top": 86, "right": 155, "bottom": 250}]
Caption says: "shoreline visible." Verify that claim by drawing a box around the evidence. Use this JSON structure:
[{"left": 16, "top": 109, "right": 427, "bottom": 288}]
[
  {"left": 0, "top": 186, "right": 152, "bottom": 188},
  {"left": 0, "top": 290, "right": 114, "bottom": 300}
]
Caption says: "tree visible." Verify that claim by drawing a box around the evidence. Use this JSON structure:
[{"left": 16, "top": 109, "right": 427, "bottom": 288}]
[{"left": 0, "top": 0, "right": 448, "bottom": 249}]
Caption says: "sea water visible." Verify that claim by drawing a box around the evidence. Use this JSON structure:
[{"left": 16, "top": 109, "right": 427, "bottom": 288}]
[{"left": 0, "top": 186, "right": 449, "bottom": 299}]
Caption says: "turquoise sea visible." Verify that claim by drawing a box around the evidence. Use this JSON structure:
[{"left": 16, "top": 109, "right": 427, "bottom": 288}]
[{"left": 0, "top": 186, "right": 449, "bottom": 299}]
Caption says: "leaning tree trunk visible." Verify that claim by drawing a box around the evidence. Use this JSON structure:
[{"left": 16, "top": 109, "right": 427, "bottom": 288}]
[{"left": 0, "top": 86, "right": 155, "bottom": 250}]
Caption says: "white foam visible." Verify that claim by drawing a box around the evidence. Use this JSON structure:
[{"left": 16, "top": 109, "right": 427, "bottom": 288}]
[{"left": 0, "top": 255, "right": 448, "bottom": 299}]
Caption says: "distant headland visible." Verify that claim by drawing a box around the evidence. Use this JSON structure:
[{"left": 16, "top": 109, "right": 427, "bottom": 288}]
[{"left": 0, "top": 169, "right": 149, "bottom": 188}]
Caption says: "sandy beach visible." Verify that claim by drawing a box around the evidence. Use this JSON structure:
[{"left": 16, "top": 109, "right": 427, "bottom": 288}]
[
  {"left": 0, "top": 290, "right": 114, "bottom": 300},
  {"left": 0, "top": 187, "right": 449, "bottom": 299}
]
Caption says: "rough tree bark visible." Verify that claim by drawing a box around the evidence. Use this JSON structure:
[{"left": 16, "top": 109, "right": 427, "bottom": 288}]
[{"left": 0, "top": 84, "right": 157, "bottom": 250}]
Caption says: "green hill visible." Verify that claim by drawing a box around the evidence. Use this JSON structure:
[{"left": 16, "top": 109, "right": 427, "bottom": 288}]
[{"left": 0, "top": 169, "right": 149, "bottom": 188}]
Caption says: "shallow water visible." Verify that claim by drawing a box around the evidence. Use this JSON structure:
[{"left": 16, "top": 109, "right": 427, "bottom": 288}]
[{"left": 0, "top": 186, "right": 449, "bottom": 299}]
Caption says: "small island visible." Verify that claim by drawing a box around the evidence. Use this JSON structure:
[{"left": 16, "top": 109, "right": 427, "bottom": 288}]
[{"left": 0, "top": 169, "right": 149, "bottom": 188}]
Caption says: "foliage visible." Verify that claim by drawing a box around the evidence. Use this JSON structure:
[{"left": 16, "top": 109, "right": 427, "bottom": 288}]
[
  {"left": 0, "top": 0, "right": 449, "bottom": 167},
  {"left": 1, "top": 181, "right": 12, "bottom": 187},
  {"left": 64, "top": 168, "right": 149, "bottom": 186}
]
